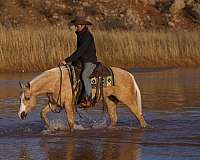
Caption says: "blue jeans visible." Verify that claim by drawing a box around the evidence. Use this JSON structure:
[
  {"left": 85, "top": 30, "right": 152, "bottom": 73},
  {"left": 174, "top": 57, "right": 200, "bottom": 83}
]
[{"left": 82, "top": 62, "right": 96, "bottom": 97}]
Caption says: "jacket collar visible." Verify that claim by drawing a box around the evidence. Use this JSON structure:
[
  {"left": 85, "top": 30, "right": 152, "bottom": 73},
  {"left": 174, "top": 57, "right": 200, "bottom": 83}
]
[{"left": 75, "top": 26, "right": 88, "bottom": 35}]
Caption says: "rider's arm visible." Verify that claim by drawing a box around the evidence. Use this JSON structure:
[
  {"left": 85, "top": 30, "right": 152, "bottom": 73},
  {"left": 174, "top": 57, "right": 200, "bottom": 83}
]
[{"left": 65, "top": 34, "right": 91, "bottom": 63}]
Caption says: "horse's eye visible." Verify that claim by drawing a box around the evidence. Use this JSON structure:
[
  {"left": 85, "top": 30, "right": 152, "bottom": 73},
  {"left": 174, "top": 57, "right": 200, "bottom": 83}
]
[{"left": 25, "top": 97, "right": 30, "bottom": 101}]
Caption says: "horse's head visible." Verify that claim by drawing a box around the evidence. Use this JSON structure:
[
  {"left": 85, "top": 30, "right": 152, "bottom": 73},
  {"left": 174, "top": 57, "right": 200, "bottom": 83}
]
[{"left": 18, "top": 81, "right": 37, "bottom": 120}]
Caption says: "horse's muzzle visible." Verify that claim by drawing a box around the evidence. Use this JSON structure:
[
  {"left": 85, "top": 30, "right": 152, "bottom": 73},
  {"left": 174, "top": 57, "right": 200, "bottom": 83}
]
[{"left": 19, "top": 111, "right": 27, "bottom": 120}]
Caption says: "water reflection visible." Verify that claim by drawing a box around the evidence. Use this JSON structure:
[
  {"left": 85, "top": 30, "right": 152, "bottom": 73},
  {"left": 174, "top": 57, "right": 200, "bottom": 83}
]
[
  {"left": 132, "top": 68, "right": 200, "bottom": 109},
  {"left": 18, "top": 145, "right": 34, "bottom": 160},
  {"left": 40, "top": 130, "right": 143, "bottom": 160},
  {"left": 0, "top": 131, "right": 143, "bottom": 160}
]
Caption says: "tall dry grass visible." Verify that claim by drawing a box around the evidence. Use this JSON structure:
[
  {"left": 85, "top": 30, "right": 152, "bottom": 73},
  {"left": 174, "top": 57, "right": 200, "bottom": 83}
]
[{"left": 0, "top": 26, "right": 200, "bottom": 72}]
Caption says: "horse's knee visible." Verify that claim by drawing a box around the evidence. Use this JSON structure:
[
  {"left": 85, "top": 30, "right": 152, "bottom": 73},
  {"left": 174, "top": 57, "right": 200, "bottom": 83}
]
[{"left": 40, "top": 106, "right": 50, "bottom": 128}]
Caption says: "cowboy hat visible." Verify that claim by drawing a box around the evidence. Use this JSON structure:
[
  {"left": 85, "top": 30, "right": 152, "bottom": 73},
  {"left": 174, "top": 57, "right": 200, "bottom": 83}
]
[{"left": 69, "top": 16, "right": 92, "bottom": 26}]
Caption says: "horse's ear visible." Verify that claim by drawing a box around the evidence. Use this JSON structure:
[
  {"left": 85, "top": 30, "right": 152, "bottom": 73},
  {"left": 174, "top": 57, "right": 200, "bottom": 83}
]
[{"left": 19, "top": 81, "right": 26, "bottom": 89}]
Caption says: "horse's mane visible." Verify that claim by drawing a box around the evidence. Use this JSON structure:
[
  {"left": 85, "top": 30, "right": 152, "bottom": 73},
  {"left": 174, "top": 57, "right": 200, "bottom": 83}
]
[{"left": 30, "top": 67, "right": 64, "bottom": 85}]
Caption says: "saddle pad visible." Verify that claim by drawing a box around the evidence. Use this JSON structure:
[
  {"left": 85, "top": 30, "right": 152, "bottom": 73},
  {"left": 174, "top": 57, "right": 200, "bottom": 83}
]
[
  {"left": 90, "top": 75, "right": 114, "bottom": 88},
  {"left": 67, "top": 64, "right": 114, "bottom": 88}
]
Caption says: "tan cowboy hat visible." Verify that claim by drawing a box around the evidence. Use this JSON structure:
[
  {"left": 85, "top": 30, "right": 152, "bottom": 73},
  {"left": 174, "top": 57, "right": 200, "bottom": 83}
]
[{"left": 69, "top": 16, "right": 92, "bottom": 26}]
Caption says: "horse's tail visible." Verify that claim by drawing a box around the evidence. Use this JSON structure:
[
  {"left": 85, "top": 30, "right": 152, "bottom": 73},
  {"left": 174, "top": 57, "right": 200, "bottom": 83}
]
[{"left": 129, "top": 73, "right": 142, "bottom": 113}]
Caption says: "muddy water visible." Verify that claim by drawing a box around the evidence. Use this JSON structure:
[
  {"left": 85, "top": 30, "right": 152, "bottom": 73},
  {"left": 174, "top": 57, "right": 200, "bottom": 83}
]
[{"left": 0, "top": 68, "right": 200, "bottom": 160}]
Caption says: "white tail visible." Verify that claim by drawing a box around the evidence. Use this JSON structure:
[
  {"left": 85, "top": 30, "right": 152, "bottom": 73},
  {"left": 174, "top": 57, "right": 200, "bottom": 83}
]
[{"left": 129, "top": 73, "right": 142, "bottom": 113}]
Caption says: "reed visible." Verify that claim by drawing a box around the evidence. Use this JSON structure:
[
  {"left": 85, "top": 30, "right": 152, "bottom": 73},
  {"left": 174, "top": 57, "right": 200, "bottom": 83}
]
[{"left": 0, "top": 26, "right": 200, "bottom": 72}]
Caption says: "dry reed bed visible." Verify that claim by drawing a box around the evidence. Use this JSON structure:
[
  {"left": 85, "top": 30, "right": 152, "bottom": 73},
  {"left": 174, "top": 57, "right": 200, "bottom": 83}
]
[{"left": 0, "top": 26, "right": 200, "bottom": 72}]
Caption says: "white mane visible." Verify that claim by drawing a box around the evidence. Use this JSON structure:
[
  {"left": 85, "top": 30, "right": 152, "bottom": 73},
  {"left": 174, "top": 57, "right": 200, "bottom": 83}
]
[{"left": 30, "top": 67, "right": 59, "bottom": 86}]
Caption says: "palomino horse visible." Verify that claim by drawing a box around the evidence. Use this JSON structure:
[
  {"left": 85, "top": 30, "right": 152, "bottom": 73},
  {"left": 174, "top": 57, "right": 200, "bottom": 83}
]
[{"left": 18, "top": 66, "right": 148, "bottom": 131}]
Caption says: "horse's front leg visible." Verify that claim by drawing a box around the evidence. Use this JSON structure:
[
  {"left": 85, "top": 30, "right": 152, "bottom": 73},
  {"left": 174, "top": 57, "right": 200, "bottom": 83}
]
[
  {"left": 64, "top": 100, "right": 74, "bottom": 132},
  {"left": 40, "top": 104, "right": 51, "bottom": 129}
]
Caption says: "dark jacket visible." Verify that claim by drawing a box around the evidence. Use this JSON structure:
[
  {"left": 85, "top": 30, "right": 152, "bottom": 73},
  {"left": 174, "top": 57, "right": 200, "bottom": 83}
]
[{"left": 65, "top": 27, "right": 97, "bottom": 63}]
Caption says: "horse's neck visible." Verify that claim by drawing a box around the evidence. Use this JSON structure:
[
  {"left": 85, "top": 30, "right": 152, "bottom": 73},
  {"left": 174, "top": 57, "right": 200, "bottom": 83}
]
[{"left": 30, "top": 68, "right": 61, "bottom": 96}]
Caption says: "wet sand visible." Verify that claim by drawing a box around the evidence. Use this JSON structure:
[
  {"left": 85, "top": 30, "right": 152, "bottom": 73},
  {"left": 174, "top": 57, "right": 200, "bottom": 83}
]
[{"left": 0, "top": 68, "right": 200, "bottom": 160}]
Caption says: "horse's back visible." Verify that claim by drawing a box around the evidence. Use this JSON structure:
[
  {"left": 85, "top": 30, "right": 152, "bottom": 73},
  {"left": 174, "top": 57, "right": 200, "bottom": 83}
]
[
  {"left": 47, "top": 66, "right": 133, "bottom": 86},
  {"left": 111, "top": 67, "right": 134, "bottom": 86}
]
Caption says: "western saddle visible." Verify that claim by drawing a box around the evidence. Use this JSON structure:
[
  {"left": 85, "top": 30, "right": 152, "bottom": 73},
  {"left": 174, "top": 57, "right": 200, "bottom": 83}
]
[{"left": 66, "top": 62, "right": 114, "bottom": 108}]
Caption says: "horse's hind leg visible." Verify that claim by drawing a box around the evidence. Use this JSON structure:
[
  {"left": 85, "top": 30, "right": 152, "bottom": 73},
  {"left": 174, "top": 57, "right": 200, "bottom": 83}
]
[
  {"left": 104, "top": 97, "right": 117, "bottom": 127},
  {"left": 125, "top": 100, "right": 147, "bottom": 128},
  {"left": 40, "top": 104, "right": 51, "bottom": 128},
  {"left": 116, "top": 95, "right": 147, "bottom": 128}
]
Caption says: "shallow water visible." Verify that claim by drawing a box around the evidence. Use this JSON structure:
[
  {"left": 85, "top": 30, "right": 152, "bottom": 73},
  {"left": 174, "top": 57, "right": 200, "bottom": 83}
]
[{"left": 0, "top": 68, "right": 200, "bottom": 160}]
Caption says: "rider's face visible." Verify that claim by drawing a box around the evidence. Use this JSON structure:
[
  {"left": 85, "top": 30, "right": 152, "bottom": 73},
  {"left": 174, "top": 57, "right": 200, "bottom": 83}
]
[{"left": 75, "top": 25, "right": 85, "bottom": 32}]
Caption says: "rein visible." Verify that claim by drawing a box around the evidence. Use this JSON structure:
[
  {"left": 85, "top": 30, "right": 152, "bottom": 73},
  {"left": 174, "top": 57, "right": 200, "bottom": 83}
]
[{"left": 57, "top": 65, "right": 63, "bottom": 107}]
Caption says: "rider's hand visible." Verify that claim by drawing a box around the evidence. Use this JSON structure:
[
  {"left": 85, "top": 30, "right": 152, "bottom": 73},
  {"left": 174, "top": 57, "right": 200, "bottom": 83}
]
[
  {"left": 59, "top": 60, "right": 71, "bottom": 66},
  {"left": 59, "top": 60, "right": 67, "bottom": 66}
]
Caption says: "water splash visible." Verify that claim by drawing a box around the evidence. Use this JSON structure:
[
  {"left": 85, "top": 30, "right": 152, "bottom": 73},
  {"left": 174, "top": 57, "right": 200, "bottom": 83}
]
[
  {"left": 74, "top": 108, "right": 109, "bottom": 129},
  {"left": 74, "top": 123, "right": 85, "bottom": 130},
  {"left": 48, "top": 119, "right": 66, "bottom": 131},
  {"left": 41, "top": 119, "right": 67, "bottom": 135}
]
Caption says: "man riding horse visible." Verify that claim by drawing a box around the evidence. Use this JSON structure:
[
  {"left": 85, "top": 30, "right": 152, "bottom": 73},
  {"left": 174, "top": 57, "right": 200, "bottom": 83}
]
[
  {"left": 18, "top": 17, "right": 149, "bottom": 131},
  {"left": 60, "top": 16, "right": 97, "bottom": 107}
]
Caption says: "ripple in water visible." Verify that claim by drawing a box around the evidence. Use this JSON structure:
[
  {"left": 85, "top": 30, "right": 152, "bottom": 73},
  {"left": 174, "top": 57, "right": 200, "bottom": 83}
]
[{"left": 39, "top": 108, "right": 111, "bottom": 135}]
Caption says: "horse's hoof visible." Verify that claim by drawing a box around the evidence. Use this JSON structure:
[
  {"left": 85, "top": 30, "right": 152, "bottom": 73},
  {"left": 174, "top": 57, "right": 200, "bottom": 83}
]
[
  {"left": 69, "top": 128, "right": 74, "bottom": 132},
  {"left": 108, "top": 125, "right": 116, "bottom": 129},
  {"left": 41, "top": 128, "right": 51, "bottom": 135},
  {"left": 108, "top": 126, "right": 114, "bottom": 129},
  {"left": 142, "top": 124, "right": 153, "bottom": 129},
  {"left": 44, "top": 125, "right": 49, "bottom": 129}
]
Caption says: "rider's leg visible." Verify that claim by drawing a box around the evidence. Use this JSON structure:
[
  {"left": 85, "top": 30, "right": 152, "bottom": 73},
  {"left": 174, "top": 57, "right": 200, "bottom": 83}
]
[{"left": 81, "top": 62, "right": 96, "bottom": 105}]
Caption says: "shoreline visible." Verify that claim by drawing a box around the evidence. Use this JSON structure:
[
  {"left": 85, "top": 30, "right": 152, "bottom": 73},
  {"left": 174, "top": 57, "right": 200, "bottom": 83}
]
[
  {"left": 1, "top": 66, "right": 200, "bottom": 74},
  {"left": 0, "top": 27, "right": 200, "bottom": 72}
]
